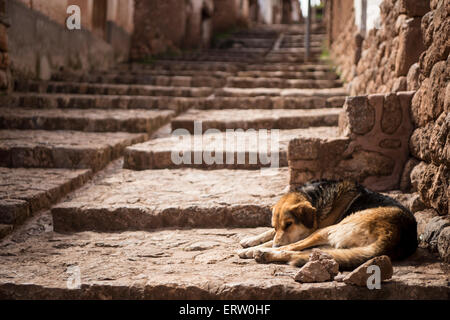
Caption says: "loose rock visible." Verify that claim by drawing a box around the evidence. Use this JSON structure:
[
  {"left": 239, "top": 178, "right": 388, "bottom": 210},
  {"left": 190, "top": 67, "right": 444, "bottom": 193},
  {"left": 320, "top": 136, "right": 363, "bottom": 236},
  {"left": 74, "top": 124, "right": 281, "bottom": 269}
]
[
  {"left": 343, "top": 256, "right": 393, "bottom": 287},
  {"left": 294, "top": 249, "right": 339, "bottom": 283}
]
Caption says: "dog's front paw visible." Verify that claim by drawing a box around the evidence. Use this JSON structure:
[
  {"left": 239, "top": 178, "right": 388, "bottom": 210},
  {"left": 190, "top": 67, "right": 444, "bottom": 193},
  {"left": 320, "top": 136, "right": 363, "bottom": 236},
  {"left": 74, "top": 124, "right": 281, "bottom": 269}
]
[
  {"left": 239, "top": 236, "right": 259, "bottom": 248},
  {"left": 253, "top": 249, "right": 272, "bottom": 264},
  {"left": 237, "top": 248, "right": 255, "bottom": 259}
]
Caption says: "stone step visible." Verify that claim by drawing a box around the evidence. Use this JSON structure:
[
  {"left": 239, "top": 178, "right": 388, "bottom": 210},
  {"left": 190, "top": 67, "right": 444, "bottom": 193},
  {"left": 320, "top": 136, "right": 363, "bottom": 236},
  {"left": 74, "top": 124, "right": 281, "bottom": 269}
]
[
  {"left": 1, "top": 93, "right": 195, "bottom": 113},
  {"left": 0, "top": 130, "right": 147, "bottom": 171},
  {"left": 2, "top": 93, "right": 346, "bottom": 111},
  {"left": 0, "top": 222, "right": 447, "bottom": 299},
  {"left": 236, "top": 70, "right": 338, "bottom": 80},
  {"left": 57, "top": 75, "right": 226, "bottom": 87},
  {"left": 264, "top": 54, "right": 321, "bottom": 63},
  {"left": 244, "top": 63, "right": 332, "bottom": 72},
  {"left": 216, "top": 87, "right": 348, "bottom": 98},
  {"left": 201, "top": 96, "right": 346, "bottom": 110},
  {"left": 128, "top": 61, "right": 242, "bottom": 72},
  {"left": 0, "top": 108, "right": 174, "bottom": 133},
  {"left": 52, "top": 74, "right": 228, "bottom": 87},
  {"left": 124, "top": 127, "right": 339, "bottom": 170},
  {"left": 15, "top": 81, "right": 214, "bottom": 97},
  {"left": 52, "top": 70, "right": 339, "bottom": 85},
  {"left": 161, "top": 56, "right": 265, "bottom": 63},
  {"left": 225, "top": 77, "right": 342, "bottom": 89},
  {"left": 0, "top": 167, "right": 91, "bottom": 233},
  {"left": 51, "top": 167, "right": 289, "bottom": 232},
  {"left": 222, "top": 37, "right": 275, "bottom": 48},
  {"left": 171, "top": 109, "right": 341, "bottom": 133}
]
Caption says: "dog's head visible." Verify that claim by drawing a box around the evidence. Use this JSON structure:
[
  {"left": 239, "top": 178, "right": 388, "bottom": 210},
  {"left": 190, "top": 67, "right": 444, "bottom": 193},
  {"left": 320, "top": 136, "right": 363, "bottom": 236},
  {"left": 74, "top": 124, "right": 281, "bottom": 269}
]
[{"left": 271, "top": 192, "right": 317, "bottom": 248}]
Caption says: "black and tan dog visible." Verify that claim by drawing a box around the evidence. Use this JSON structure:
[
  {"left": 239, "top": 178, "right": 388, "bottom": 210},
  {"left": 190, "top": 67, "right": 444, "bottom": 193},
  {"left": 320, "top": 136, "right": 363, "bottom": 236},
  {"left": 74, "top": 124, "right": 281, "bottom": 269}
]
[{"left": 238, "top": 180, "right": 418, "bottom": 269}]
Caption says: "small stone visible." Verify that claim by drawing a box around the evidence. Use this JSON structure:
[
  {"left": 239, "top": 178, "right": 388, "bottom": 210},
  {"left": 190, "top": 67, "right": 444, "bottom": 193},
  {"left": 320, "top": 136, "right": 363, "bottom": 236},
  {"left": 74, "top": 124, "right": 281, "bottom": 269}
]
[
  {"left": 343, "top": 256, "right": 393, "bottom": 287},
  {"left": 437, "top": 227, "right": 450, "bottom": 263},
  {"left": 422, "top": 216, "right": 450, "bottom": 251},
  {"left": 294, "top": 249, "right": 339, "bottom": 283},
  {"left": 294, "top": 260, "right": 332, "bottom": 283},
  {"left": 184, "top": 241, "right": 220, "bottom": 251}
]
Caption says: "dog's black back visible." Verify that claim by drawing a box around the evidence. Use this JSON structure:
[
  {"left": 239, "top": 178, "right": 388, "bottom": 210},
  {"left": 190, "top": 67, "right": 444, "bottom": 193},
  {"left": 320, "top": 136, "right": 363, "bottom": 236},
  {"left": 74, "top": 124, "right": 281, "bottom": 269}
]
[{"left": 296, "top": 179, "right": 412, "bottom": 223}]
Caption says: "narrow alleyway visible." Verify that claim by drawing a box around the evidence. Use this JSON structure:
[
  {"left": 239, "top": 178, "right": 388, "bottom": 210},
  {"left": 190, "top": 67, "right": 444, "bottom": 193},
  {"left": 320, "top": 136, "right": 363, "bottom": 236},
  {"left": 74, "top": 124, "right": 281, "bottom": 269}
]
[{"left": 0, "top": 22, "right": 447, "bottom": 299}]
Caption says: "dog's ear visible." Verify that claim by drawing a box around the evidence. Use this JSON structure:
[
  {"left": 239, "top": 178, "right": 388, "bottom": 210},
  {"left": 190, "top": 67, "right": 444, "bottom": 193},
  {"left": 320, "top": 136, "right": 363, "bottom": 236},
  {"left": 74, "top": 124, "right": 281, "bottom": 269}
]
[
  {"left": 300, "top": 204, "right": 316, "bottom": 229},
  {"left": 293, "top": 202, "right": 316, "bottom": 229}
]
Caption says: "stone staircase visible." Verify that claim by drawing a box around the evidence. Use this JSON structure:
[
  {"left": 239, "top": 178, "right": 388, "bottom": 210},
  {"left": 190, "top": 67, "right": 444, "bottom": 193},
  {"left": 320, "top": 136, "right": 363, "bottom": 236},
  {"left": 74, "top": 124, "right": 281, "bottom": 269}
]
[{"left": 0, "top": 24, "right": 448, "bottom": 300}]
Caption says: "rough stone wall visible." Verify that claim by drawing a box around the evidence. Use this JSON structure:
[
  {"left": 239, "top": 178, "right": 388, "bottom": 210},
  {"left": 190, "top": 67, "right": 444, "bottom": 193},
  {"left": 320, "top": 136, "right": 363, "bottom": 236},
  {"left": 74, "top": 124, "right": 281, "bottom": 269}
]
[
  {"left": 8, "top": 0, "right": 116, "bottom": 80},
  {"left": 0, "top": 0, "right": 10, "bottom": 92},
  {"left": 16, "top": 0, "right": 134, "bottom": 34},
  {"left": 8, "top": 0, "right": 134, "bottom": 79},
  {"left": 289, "top": 92, "right": 414, "bottom": 192},
  {"left": 408, "top": 0, "right": 449, "bottom": 217},
  {"left": 327, "top": 0, "right": 430, "bottom": 95},
  {"left": 328, "top": 7, "right": 361, "bottom": 84},
  {"left": 16, "top": 0, "right": 68, "bottom": 25},
  {"left": 326, "top": 0, "right": 354, "bottom": 45},
  {"left": 131, "top": 0, "right": 215, "bottom": 60},
  {"left": 350, "top": 0, "right": 429, "bottom": 95},
  {"left": 212, "top": 0, "right": 247, "bottom": 34}
]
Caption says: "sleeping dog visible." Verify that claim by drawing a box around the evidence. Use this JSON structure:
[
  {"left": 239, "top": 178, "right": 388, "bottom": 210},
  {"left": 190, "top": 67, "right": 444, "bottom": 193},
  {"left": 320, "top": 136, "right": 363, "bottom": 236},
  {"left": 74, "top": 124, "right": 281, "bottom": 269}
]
[{"left": 238, "top": 180, "right": 418, "bottom": 269}]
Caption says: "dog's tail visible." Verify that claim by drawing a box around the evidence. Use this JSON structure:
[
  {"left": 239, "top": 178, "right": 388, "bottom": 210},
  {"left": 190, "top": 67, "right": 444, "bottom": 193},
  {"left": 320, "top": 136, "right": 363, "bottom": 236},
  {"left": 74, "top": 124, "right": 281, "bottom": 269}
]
[{"left": 291, "top": 241, "right": 387, "bottom": 270}]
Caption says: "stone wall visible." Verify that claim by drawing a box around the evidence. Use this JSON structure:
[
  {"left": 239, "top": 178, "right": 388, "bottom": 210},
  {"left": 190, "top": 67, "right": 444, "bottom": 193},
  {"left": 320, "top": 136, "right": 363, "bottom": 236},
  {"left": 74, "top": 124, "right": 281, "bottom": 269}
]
[
  {"left": 408, "top": 0, "right": 449, "bottom": 218},
  {"left": 131, "top": 0, "right": 214, "bottom": 60},
  {"left": 16, "top": 0, "right": 134, "bottom": 34},
  {"left": 8, "top": 0, "right": 134, "bottom": 80},
  {"left": 0, "top": 0, "right": 10, "bottom": 92},
  {"left": 328, "top": 5, "right": 361, "bottom": 84},
  {"left": 7, "top": 0, "right": 116, "bottom": 80},
  {"left": 327, "top": 0, "right": 430, "bottom": 95},
  {"left": 213, "top": 0, "right": 247, "bottom": 33},
  {"left": 289, "top": 92, "right": 414, "bottom": 192}
]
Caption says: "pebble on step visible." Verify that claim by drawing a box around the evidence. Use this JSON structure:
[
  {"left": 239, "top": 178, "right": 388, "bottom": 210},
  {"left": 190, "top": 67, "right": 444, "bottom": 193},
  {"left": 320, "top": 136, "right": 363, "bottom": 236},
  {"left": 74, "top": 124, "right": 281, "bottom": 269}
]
[{"left": 294, "top": 249, "right": 339, "bottom": 283}]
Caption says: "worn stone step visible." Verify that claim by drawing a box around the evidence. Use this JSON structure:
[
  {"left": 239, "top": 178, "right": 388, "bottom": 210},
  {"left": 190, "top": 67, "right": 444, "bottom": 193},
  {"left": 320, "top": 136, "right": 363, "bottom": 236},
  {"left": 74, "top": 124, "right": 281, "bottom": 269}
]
[
  {"left": 52, "top": 72, "right": 230, "bottom": 86},
  {"left": 1, "top": 93, "right": 196, "bottom": 113},
  {"left": 236, "top": 70, "right": 338, "bottom": 80},
  {"left": 222, "top": 37, "right": 275, "bottom": 48},
  {"left": 128, "top": 61, "right": 242, "bottom": 72},
  {"left": 171, "top": 109, "right": 341, "bottom": 133},
  {"left": 53, "top": 69, "right": 233, "bottom": 80},
  {"left": 15, "top": 81, "right": 214, "bottom": 97},
  {"left": 51, "top": 167, "right": 289, "bottom": 232},
  {"left": 245, "top": 63, "right": 332, "bottom": 72},
  {"left": 0, "top": 108, "right": 174, "bottom": 133},
  {"left": 264, "top": 54, "right": 321, "bottom": 63},
  {"left": 226, "top": 77, "right": 342, "bottom": 89},
  {"left": 0, "top": 167, "right": 91, "bottom": 231},
  {"left": 124, "top": 127, "right": 339, "bottom": 170},
  {"left": 2, "top": 93, "right": 346, "bottom": 111},
  {"left": 0, "top": 223, "right": 447, "bottom": 299},
  {"left": 201, "top": 96, "right": 346, "bottom": 110},
  {"left": 216, "top": 87, "right": 348, "bottom": 98},
  {"left": 0, "top": 130, "right": 147, "bottom": 171},
  {"left": 48, "top": 74, "right": 227, "bottom": 87},
  {"left": 161, "top": 56, "right": 265, "bottom": 63}
]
